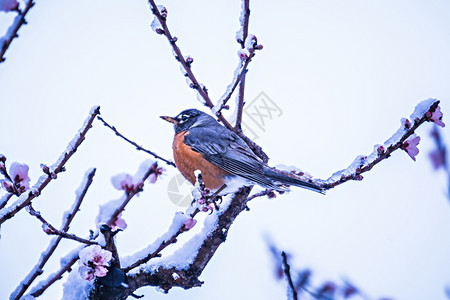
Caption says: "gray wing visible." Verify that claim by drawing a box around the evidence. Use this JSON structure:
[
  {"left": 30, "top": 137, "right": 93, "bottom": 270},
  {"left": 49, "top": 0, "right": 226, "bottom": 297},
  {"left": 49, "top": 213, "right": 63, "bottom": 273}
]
[{"left": 184, "top": 126, "right": 278, "bottom": 188}]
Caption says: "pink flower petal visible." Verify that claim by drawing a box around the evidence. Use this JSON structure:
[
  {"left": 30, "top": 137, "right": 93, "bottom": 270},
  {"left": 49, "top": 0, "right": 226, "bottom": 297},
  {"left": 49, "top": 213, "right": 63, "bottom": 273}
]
[
  {"left": 0, "top": 0, "right": 19, "bottom": 12},
  {"left": 9, "top": 162, "right": 30, "bottom": 192},
  {"left": 94, "top": 265, "right": 109, "bottom": 277},
  {"left": 430, "top": 106, "right": 445, "bottom": 127},
  {"left": 78, "top": 265, "right": 95, "bottom": 281},
  {"left": 183, "top": 218, "right": 197, "bottom": 230},
  {"left": 111, "top": 212, "right": 127, "bottom": 231},
  {"left": 403, "top": 135, "right": 421, "bottom": 161}
]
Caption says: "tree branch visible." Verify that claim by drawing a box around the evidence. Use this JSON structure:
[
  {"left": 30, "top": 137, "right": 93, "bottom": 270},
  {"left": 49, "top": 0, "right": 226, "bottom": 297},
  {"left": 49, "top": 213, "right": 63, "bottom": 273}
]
[
  {"left": 27, "top": 203, "right": 97, "bottom": 245},
  {"left": 0, "top": 106, "right": 100, "bottom": 225},
  {"left": 319, "top": 99, "right": 442, "bottom": 190},
  {"left": 96, "top": 115, "right": 176, "bottom": 168},
  {"left": 235, "top": 0, "right": 250, "bottom": 130},
  {"left": 124, "top": 187, "right": 252, "bottom": 295},
  {"left": 11, "top": 168, "right": 96, "bottom": 300},
  {"left": 0, "top": 0, "right": 35, "bottom": 63},
  {"left": 281, "top": 251, "right": 298, "bottom": 300}
]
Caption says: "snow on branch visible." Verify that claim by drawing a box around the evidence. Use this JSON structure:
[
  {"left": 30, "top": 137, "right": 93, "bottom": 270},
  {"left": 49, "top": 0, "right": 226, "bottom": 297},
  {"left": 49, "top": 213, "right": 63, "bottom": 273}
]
[
  {"left": 0, "top": 0, "right": 34, "bottom": 63},
  {"left": 10, "top": 168, "right": 96, "bottom": 300},
  {"left": 316, "top": 99, "right": 444, "bottom": 190},
  {"left": 0, "top": 106, "right": 100, "bottom": 225}
]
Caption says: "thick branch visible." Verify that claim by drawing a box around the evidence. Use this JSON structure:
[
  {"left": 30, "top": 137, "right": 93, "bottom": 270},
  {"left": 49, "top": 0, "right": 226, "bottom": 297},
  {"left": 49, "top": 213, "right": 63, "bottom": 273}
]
[
  {"left": 0, "top": 106, "right": 100, "bottom": 225},
  {"left": 0, "top": 0, "right": 34, "bottom": 63},
  {"left": 11, "top": 169, "right": 96, "bottom": 300},
  {"left": 96, "top": 116, "right": 176, "bottom": 168}
]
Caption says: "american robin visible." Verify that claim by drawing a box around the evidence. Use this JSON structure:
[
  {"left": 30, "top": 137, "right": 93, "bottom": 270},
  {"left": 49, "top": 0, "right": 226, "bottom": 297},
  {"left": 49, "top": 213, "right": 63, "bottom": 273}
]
[{"left": 161, "top": 109, "right": 324, "bottom": 195}]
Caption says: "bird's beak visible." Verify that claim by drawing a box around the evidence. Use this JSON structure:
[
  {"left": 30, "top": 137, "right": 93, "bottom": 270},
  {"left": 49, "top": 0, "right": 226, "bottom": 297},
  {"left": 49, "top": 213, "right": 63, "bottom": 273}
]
[{"left": 160, "top": 116, "right": 178, "bottom": 125}]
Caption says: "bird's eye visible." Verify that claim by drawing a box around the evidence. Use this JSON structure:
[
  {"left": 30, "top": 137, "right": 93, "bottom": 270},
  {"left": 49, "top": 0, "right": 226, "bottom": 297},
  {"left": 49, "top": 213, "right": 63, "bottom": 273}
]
[{"left": 181, "top": 114, "right": 188, "bottom": 120}]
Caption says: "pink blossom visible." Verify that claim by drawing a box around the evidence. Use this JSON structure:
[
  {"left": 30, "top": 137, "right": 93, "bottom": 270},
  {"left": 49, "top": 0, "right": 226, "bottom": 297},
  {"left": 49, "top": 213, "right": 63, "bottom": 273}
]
[
  {"left": 111, "top": 212, "right": 127, "bottom": 231},
  {"left": 10, "top": 162, "right": 30, "bottom": 190},
  {"left": 402, "top": 135, "right": 421, "bottom": 161},
  {"left": 429, "top": 106, "right": 445, "bottom": 127},
  {"left": 111, "top": 173, "right": 139, "bottom": 193},
  {"left": 429, "top": 148, "right": 446, "bottom": 170},
  {"left": 78, "top": 245, "right": 112, "bottom": 281},
  {"left": 0, "top": 0, "right": 19, "bottom": 12},
  {"left": 183, "top": 217, "right": 197, "bottom": 230},
  {"left": 148, "top": 166, "right": 164, "bottom": 184},
  {"left": 78, "top": 265, "right": 95, "bottom": 281},
  {"left": 1, "top": 162, "right": 30, "bottom": 194}
]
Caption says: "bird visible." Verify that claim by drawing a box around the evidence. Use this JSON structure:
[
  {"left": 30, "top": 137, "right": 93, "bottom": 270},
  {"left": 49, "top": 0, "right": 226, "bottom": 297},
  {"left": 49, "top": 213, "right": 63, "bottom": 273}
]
[{"left": 161, "top": 109, "right": 325, "bottom": 195}]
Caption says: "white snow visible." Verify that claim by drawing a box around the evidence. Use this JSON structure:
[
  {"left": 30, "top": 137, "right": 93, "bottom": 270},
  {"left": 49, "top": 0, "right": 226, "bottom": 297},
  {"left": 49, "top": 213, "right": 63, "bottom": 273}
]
[
  {"left": 61, "top": 264, "right": 93, "bottom": 300},
  {"left": 410, "top": 98, "right": 437, "bottom": 121},
  {"left": 150, "top": 17, "right": 162, "bottom": 32}
]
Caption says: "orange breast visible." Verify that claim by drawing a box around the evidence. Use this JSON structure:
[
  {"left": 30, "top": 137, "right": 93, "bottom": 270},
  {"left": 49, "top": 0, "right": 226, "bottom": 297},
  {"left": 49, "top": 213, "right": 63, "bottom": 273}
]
[{"left": 173, "top": 131, "right": 228, "bottom": 190}]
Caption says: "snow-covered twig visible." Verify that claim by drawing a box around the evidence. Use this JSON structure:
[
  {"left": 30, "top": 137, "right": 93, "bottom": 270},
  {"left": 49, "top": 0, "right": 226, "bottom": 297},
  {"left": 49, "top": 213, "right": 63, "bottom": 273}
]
[
  {"left": 96, "top": 115, "right": 176, "bottom": 167},
  {"left": 0, "top": 106, "right": 100, "bottom": 225},
  {"left": 27, "top": 203, "right": 97, "bottom": 245},
  {"left": 11, "top": 168, "right": 96, "bottom": 300},
  {"left": 281, "top": 251, "right": 298, "bottom": 300},
  {"left": 106, "top": 162, "right": 159, "bottom": 228},
  {"left": 318, "top": 99, "right": 443, "bottom": 190},
  {"left": 235, "top": 0, "right": 250, "bottom": 130},
  {"left": 214, "top": 53, "right": 253, "bottom": 117},
  {"left": 0, "top": 0, "right": 34, "bottom": 63}
]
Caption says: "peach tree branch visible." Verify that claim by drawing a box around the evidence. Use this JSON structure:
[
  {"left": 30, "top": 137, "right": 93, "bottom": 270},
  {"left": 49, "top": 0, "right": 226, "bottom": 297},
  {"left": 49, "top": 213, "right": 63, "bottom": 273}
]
[
  {"left": 0, "top": 106, "right": 100, "bottom": 225},
  {"left": 0, "top": 0, "right": 34, "bottom": 63},
  {"left": 11, "top": 168, "right": 96, "bottom": 300}
]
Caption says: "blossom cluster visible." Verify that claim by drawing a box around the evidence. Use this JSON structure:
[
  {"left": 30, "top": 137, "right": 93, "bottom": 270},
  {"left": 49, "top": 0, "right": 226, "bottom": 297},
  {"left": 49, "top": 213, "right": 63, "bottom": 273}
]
[
  {"left": 0, "top": 158, "right": 30, "bottom": 195},
  {"left": 78, "top": 245, "right": 112, "bottom": 281}
]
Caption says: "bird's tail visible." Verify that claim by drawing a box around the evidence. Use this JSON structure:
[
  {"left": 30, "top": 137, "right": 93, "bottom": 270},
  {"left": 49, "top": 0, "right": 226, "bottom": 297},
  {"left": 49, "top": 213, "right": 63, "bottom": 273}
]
[{"left": 262, "top": 167, "right": 326, "bottom": 194}]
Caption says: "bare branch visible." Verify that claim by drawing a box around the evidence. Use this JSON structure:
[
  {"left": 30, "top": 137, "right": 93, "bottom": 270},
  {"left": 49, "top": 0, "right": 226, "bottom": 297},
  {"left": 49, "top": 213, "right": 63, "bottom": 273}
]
[
  {"left": 11, "top": 168, "right": 96, "bottom": 300},
  {"left": 27, "top": 203, "right": 97, "bottom": 245},
  {"left": 96, "top": 115, "right": 176, "bottom": 168},
  {"left": 281, "top": 251, "right": 298, "bottom": 300},
  {"left": 0, "top": 106, "right": 100, "bottom": 225},
  {"left": 0, "top": 0, "right": 35, "bottom": 63}
]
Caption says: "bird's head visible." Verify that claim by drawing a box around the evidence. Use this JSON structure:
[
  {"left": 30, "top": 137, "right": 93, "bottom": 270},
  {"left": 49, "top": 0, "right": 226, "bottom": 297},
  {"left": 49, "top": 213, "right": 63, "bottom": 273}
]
[{"left": 160, "top": 109, "right": 216, "bottom": 134}]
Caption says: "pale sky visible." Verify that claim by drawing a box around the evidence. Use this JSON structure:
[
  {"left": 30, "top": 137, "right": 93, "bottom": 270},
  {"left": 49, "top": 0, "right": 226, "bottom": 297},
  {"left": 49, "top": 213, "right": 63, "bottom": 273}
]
[{"left": 0, "top": 0, "right": 449, "bottom": 299}]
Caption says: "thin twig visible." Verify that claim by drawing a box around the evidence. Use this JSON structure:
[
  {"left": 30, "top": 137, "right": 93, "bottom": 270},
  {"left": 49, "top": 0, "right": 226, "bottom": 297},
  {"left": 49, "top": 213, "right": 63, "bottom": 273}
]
[
  {"left": 235, "top": 0, "right": 250, "bottom": 130},
  {"left": 247, "top": 189, "right": 271, "bottom": 201},
  {"left": 322, "top": 101, "right": 441, "bottom": 190},
  {"left": 0, "top": 106, "right": 100, "bottom": 225},
  {"left": 0, "top": 0, "right": 35, "bottom": 63},
  {"left": 106, "top": 162, "right": 159, "bottom": 228},
  {"left": 29, "top": 256, "right": 78, "bottom": 298},
  {"left": 27, "top": 203, "right": 97, "bottom": 245},
  {"left": 215, "top": 53, "right": 253, "bottom": 116},
  {"left": 281, "top": 251, "right": 298, "bottom": 300},
  {"left": 96, "top": 115, "right": 176, "bottom": 168},
  {"left": 11, "top": 169, "right": 96, "bottom": 300}
]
